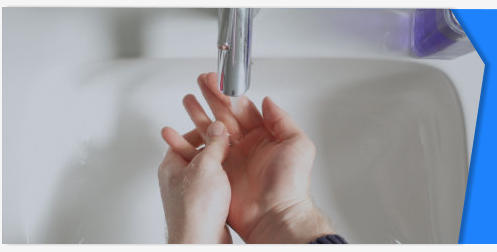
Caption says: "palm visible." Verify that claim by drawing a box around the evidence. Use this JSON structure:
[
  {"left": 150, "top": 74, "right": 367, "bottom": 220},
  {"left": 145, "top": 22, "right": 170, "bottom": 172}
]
[
  {"left": 222, "top": 125, "right": 310, "bottom": 237},
  {"left": 182, "top": 73, "right": 314, "bottom": 242}
]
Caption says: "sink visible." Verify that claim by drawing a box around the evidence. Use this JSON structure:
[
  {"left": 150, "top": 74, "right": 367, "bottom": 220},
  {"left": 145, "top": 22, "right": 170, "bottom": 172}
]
[
  {"left": 254, "top": 59, "right": 468, "bottom": 243},
  {"left": 3, "top": 58, "right": 467, "bottom": 243}
]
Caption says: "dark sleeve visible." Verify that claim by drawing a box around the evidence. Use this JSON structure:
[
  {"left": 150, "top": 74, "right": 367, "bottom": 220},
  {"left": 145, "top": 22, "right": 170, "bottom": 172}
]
[{"left": 309, "top": 234, "right": 348, "bottom": 244}]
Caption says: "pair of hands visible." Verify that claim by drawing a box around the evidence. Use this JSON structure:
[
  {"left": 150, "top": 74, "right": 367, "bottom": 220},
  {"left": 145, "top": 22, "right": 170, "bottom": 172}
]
[{"left": 158, "top": 73, "right": 333, "bottom": 244}]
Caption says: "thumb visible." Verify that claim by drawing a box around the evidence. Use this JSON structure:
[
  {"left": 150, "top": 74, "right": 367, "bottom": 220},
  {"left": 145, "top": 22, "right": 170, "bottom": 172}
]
[
  {"left": 262, "top": 96, "right": 302, "bottom": 140},
  {"left": 202, "top": 121, "right": 230, "bottom": 163}
]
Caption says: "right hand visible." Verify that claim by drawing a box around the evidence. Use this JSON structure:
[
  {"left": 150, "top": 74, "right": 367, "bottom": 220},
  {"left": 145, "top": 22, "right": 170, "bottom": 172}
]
[{"left": 182, "top": 73, "right": 334, "bottom": 243}]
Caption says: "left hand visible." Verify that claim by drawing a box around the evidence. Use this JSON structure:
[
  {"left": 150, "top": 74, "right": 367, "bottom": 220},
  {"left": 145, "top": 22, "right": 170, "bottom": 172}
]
[{"left": 158, "top": 121, "right": 232, "bottom": 244}]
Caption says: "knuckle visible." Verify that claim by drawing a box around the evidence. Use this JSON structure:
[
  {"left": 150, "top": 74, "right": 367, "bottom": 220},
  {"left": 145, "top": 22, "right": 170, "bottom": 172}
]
[
  {"left": 166, "top": 170, "right": 182, "bottom": 185},
  {"left": 190, "top": 153, "right": 219, "bottom": 173},
  {"left": 157, "top": 162, "right": 169, "bottom": 178},
  {"left": 297, "top": 135, "right": 316, "bottom": 154},
  {"left": 196, "top": 155, "right": 215, "bottom": 168},
  {"left": 196, "top": 151, "right": 211, "bottom": 162},
  {"left": 271, "top": 117, "right": 285, "bottom": 135},
  {"left": 189, "top": 155, "right": 202, "bottom": 168},
  {"left": 158, "top": 162, "right": 181, "bottom": 186}
]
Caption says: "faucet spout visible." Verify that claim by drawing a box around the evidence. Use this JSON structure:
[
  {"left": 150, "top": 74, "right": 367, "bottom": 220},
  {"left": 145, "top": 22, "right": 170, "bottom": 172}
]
[{"left": 217, "top": 8, "right": 254, "bottom": 97}]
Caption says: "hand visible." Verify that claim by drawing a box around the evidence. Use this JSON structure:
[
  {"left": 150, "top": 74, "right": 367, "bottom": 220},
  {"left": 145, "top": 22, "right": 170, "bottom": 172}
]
[
  {"left": 158, "top": 121, "right": 232, "bottom": 244},
  {"left": 182, "top": 73, "right": 334, "bottom": 243}
]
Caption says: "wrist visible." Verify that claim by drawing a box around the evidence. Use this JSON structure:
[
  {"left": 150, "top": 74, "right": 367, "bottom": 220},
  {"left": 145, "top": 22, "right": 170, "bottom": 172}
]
[
  {"left": 167, "top": 222, "right": 229, "bottom": 244},
  {"left": 167, "top": 230, "right": 227, "bottom": 244},
  {"left": 246, "top": 199, "right": 334, "bottom": 244}
]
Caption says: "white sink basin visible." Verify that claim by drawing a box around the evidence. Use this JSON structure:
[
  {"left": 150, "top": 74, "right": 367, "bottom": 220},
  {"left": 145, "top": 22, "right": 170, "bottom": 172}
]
[
  {"left": 4, "top": 58, "right": 467, "bottom": 243},
  {"left": 254, "top": 59, "right": 468, "bottom": 243}
]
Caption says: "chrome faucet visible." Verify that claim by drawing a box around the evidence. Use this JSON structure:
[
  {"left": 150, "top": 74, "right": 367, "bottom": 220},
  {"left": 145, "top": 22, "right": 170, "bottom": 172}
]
[{"left": 217, "top": 8, "right": 255, "bottom": 97}]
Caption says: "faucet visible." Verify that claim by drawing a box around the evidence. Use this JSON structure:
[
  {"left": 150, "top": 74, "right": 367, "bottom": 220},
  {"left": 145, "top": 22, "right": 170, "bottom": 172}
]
[{"left": 217, "top": 8, "right": 255, "bottom": 97}]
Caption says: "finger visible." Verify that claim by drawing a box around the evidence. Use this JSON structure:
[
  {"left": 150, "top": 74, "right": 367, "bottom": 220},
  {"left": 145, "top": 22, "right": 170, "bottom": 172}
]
[
  {"left": 231, "top": 95, "right": 264, "bottom": 131},
  {"left": 199, "top": 72, "right": 231, "bottom": 105},
  {"left": 183, "top": 129, "right": 204, "bottom": 148},
  {"left": 201, "top": 121, "right": 230, "bottom": 164},
  {"left": 161, "top": 127, "right": 199, "bottom": 161},
  {"left": 261, "top": 96, "right": 302, "bottom": 140},
  {"left": 159, "top": 150, "right": 187, "bottom": 178},
  {"left": 160, "top": 128, "right": 204, "bottom": 148},
  {"left": 199, "top": 73, "right": 243, "bottom": 140},
  {"left": 162, "top": 149, "right": 187, "bottom": 167},
  {"left": 183, "top": 94, "right": 212, "bottom": 139}
]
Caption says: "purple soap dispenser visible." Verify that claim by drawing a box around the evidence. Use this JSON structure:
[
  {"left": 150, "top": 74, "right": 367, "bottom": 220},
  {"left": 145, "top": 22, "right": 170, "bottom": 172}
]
[{"left": 411, "top": 9, "right": 473, "bottom": 58}]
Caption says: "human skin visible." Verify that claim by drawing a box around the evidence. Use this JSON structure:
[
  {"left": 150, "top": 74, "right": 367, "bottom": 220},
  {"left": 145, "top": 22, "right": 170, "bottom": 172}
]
[
  {"left": 178, "top": 72, "right": 334, "bottom": 243},
  {"left": 158, "top": 121, "right": 233, "bottom": 243}
]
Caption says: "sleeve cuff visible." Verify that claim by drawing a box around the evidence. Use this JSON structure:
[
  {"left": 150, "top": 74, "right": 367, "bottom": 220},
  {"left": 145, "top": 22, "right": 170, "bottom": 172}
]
[{"left": 309, "top": 234, "right": 348, "bottom": 244}]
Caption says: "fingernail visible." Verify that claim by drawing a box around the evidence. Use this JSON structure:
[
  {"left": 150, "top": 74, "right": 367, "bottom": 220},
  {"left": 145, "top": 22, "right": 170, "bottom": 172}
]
[
  {"left": 264, "top": 96, "right": 275, "bottom": 106},
  {"left": 208, "top": 121, "right": 225, "bottom": 136},
  {"left": 230, "top": 96, "right": 243, "bottom": 115}
]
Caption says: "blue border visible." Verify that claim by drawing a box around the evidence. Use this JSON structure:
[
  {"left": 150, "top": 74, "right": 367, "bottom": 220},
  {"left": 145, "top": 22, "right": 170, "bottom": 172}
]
[{"left": 453, "top": 10, "right": 497, "bottom": 243}]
